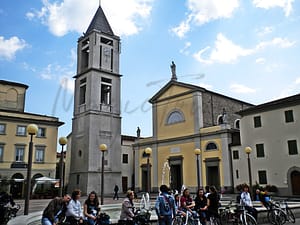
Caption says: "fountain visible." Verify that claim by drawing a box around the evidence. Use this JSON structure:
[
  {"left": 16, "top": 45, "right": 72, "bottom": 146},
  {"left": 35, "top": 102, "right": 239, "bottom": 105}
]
[{"left": 161, "top": 161, "right": 171, "bottom": 186}]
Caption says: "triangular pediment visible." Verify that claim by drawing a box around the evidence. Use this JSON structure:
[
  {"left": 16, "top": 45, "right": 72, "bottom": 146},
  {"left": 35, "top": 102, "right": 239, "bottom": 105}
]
[{"left": 149, "top": 80, "right": 205, "bottom": 103}]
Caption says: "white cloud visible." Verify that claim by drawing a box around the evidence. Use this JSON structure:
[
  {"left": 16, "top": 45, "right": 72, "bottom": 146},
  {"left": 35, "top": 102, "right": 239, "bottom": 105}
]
[
  {"left": 193, "top": 33, "right": 254, "bottom": 64},
  {"left": 256, "top": 37, "right": 295, "bottom": 49},
  {"left": 0, "top": 36, "right": 28, "bottom": 60},
  {"left": 171, "top": 0, "right": 239, "bottom": 38},
  {"left": 253, "top": 0, "right": 294, "bottom": 16},
  {"left": 60, "top": 76, "right": 74, "bottom": 93},
  {"left": 171, "top": 15, "right": 192, "bottom": 39},
  {"left": 255, "top": 57, "right": 266, "bottom": 64},
  {"left": 276, "top": 77, "right": 300, "bottom": 99},
  {"left": 230, "top": 83, "right": 256, "bottom": 94},
  {"left": 179, "top": 42, "right": 191, "bottom": 55},
  {"left": 256, "top": 26, "right": 274, "bottom": 36},
  {"left": 193, "top": 33, "right": 295, "bottom": 64},
  {"left": 26, "top": 0, "right": 153, "bottom": 37}
]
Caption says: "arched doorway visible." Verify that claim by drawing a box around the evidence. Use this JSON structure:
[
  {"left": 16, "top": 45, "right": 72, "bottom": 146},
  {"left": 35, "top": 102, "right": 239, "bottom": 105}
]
[
  {"left": 10, "top": 173, "right": 24, "bottom": 199},
  {"left": 291, "top": 170, "right": 300, "bottom": 195}
]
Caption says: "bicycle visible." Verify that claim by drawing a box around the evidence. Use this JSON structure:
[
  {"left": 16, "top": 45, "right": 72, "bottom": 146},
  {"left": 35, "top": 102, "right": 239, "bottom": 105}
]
[
  {"left": 266, "top": 201, "right": 286, "bottom": 225},
  {"left": 171, "top": 211, "right": 201, "bottom": 225},
  {"left": 219, "top": 201, "right": 256, "bottom": 225},
  {"left": 0, "top": 204, "right": 20, "bottom": 225},
  {"left": 276, "top": 200, "right": 295, "bottom": 223}
]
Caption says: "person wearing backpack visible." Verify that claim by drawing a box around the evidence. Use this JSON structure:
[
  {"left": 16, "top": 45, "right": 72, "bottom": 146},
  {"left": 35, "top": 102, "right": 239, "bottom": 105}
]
[{"left": 155, "top": 185, "right": 175, "bottom": 225}]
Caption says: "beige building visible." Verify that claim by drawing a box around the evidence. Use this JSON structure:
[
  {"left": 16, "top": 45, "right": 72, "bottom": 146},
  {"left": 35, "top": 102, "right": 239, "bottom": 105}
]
[
  {"left": 0, "top": 80, "right": 64, "bottom": 198},
  {"left": 232, "top": 93, "right": 300, "bottom": 196}
]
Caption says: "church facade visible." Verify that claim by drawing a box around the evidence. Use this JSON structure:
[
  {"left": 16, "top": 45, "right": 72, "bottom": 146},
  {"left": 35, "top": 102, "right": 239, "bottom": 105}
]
[{"left": 133, "top": 70, "right": 254, "bottom": 193}]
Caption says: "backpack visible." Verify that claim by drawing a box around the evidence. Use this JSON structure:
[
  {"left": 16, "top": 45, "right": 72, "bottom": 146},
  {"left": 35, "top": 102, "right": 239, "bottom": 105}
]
[{"left": 97, "top": 212, "right": 110, "bottom": 225}]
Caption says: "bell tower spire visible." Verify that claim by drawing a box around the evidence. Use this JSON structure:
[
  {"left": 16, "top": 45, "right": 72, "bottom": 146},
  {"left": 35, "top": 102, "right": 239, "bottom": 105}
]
[{"left": 69, "top": 5, "right": 122, "bottom": 195}]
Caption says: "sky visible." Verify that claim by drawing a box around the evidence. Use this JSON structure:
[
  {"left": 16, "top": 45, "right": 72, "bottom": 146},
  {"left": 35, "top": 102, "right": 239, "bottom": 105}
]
[{"left": 1, "top": 0, "right": 300, "bottom": 143}]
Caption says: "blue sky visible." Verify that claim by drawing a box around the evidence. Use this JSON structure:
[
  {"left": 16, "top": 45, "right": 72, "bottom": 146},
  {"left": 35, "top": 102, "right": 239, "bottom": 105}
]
[{"left": 1, "top": 0, "right": 300, "bottom": 142}]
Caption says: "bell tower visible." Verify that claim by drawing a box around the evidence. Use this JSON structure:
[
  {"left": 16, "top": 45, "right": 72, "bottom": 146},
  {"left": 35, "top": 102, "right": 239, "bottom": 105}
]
[{"left": 69, "top": 6, "right": 122, "bottom": 195}]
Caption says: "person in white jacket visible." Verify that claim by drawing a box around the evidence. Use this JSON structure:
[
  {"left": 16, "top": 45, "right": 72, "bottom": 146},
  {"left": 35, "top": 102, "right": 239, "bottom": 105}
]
[{"left": 65, "top": 189, "right": 84, "bottom": 224}]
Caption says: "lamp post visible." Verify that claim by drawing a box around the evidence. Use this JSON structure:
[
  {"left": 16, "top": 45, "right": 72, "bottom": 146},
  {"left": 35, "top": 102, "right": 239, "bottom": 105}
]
[
  {"left": 194, "top": 148, "right": 201, "bottom": 190},
  {"left": 245, "top": 146, "right": 253, "bottom": 196},
  {"left": 58, "top": 137, "right": 67, "bottom": 197},
  {"left": 145, "top": 147, "right": 152, "bottom": 193},
  {"left": 99, "top": 144, "right": 107, "bottom": 205},
  {"left": 24, "top": 124, "right": 38, "bottom": 215}
]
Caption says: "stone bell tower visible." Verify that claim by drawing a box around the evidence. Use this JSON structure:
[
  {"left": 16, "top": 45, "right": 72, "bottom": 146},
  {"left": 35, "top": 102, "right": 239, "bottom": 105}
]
[{"left": 69, "top": 6, "right": 122, "bottom": 195}]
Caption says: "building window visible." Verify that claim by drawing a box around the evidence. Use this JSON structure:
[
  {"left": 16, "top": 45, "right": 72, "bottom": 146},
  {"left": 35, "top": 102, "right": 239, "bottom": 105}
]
[
  {"left": 256, "top": 144, "right": 265, "bottom": 158},
  {"left": 122, "top": 154, "right": 128, "bottom": 164},
  {"left": 81, "top": 38, "right": 89, "bottom": 69},
  {"left": 253, "top": 116, "right": 261, "bottom": 128},
  {"left": 232, "top": 150, "right": 239, "bottom": 159},
  {"left": 79, "top": 78, "right": 86, "bottom": 105},
  {"left": 37, "top": 127, "right": 46, "bottom": 138},
  {"left": 35, "top": 147, "right": 45, "bottom": 163},
  {"left": 285, "top": 110, "right": 294, "bottom": 123},
  {"left": 167, "top": 110, "right": 185, "bottom": 125},
  {"left": 0, "top": 144, "right": 4, "bottom": 161},
  {"left": 258, "top": 170, "right": 267, "bottom": 184},
  {"left": 101, "top": 77, "right": 112, "bottom": 105},
  {"left": 76, "top": 174, "right": 80, "bottom": 185},
  {"left": 15, "top": 146, "right": 25, "bottom": 162},
  {"left": 16, "top": 125, "right": 26, "bottom": 136},
  {"left": 234, "top": 119, "right": 240, "bottom": 129},
  {"left": 236, "top": 170, "right": 239, "bottom": 179},
  {"left": 288, "top": 140, "right": 298, "bottom": 155},
  {"left": 0, "top": 124, "right": 6, "bottom": 134},
  {"left": 206, "top": 142, "right": 218, "bottom": 151}
]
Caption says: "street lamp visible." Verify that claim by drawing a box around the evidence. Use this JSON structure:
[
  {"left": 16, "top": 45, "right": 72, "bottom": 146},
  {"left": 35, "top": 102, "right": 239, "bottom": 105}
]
[
  {"left": 194, "top": 148, "right": 201, "bottom": 190},
  {"left": 24, "top": 123, "right": 38, "bottom": 215},
  {"left": 245, "top": 146, "right": 253, "bottom": 196},
  {"left": 58, "top": 137, "right": 67, "bottom": 197},
  {"left": 99, "top": 144, "right": 107, "bottom": 205},
  {"left": 145, "top": 147, "right": 152, "bottom": 193}
]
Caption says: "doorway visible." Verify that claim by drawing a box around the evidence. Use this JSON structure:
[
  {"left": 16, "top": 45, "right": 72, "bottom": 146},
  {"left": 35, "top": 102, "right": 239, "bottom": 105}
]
[
  {"left": 204, "top": 157, "right": 220, "bottom": 189},
  {"left": 291, "top": 170, "right": 300, "bottom": 195},
  {"left": 169, "top": 156, "right": 183, "bottom": 192}
]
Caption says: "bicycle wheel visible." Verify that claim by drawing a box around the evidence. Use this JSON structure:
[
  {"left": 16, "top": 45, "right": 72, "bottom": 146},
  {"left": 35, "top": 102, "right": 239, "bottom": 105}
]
[
  {"left": 211, "top": 216, "right": 222, "bottom": 225},
  {"left": 268, "top": 209, "right": 286, "bottom": 225},
  {"left": 241, "top": 213, "right": 257, "bottom": 225},
  {"left": 220, "top": 211, "right": 230, "bottom": 225},
  {"left": 172, "top": 216, "right": 183, "bottom": 225},
  {"left": 286, "top": 208, "right": 295, "bottom": 223}
]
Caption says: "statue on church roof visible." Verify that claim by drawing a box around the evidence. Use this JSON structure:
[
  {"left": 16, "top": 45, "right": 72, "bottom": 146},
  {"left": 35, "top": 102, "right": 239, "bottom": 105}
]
[{"left": 170, "top": 61, "right": 177, "bottom": 81}]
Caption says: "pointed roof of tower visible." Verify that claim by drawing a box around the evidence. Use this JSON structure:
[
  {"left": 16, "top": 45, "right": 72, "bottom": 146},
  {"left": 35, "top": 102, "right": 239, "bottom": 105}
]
[{"left": 85, "top": 6, "right": 114, "bottom": 36}]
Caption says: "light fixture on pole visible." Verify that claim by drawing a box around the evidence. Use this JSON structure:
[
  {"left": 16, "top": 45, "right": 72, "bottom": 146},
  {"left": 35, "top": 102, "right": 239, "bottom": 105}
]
[
  {"left": 24, "top": 123, "right": 38, "bottom": 215},
  {"left": 99, "top": 144, "right": 107, "bottom": 205},
  {"left": 194, "top": 148, "right": 201, "bottom": 190},
  {"left": 58, "top": 137, "right": 67, "bottom": 197},
  {"left": 145, "top": 147, "right": 152, "bottom": 193},
  {"left": 245, "top": 146, "right": 253, "bottom": 196}
]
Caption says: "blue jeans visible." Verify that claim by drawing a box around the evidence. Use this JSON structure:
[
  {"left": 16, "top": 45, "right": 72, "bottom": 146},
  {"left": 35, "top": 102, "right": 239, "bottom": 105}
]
[
  {"left": 41, "top": 217, "right": 53, "bottom": 225},
  {"left": 158, "top": 215, "right": 172, "bottom": 225}
]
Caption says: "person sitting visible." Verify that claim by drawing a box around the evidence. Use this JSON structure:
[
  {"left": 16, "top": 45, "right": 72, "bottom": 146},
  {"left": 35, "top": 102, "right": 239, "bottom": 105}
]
[
  {"left": 84, "top": 191, "right": 100, "bottom": 225},
  {"left": 180, "top": 188, "right": 195, "bottom": 215},
  {"left": 65, "top": 189, "right": 84, "bottom": 224},
  {"left": 119, "top": 190, "right": 135, "bottom": 225},
  {"left": 41, "top": 194, "right": 71, "bottom": 225},
  {"left": 240, "top": 184, "right": 257, "bottom": 220},
  {"left": 194, "top": 188, "right": 207, "bottom": 225},
  {"left": 174, "top": 194, "right": 186, "bottom": 217},
  {"left": 0, "top": 192, "right": 16, "bottom": 224}
]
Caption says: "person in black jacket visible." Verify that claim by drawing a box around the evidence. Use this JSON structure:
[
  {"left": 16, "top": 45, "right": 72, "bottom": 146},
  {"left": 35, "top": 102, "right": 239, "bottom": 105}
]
[
  {"left": 0, "top": 192, "right": 15, "bottom": 223},
  {"left": 41, "top": 194, "right": 71, "bottom": 225}
]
